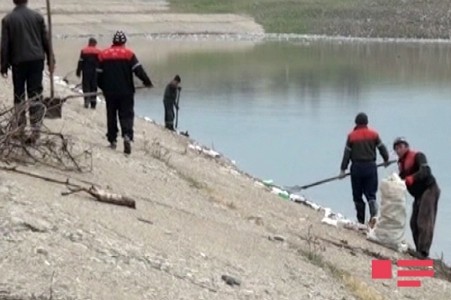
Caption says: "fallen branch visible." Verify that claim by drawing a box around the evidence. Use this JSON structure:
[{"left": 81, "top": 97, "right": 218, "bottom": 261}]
[
  {"left": 63, "top": 186, "right": 136, "bottom": 209},
  {"left": 0, "top": 165, "right": 135, "bottom": 209},
  {"left": 296, "top": 232, "right": 389, "bottom": 260},
  {"left": 137, "top": 217, "right": 154, "bottom": 225},
  {"left": 320, "top": 236, "right": 389, "bottom": 260},
  {"left": 49, "top": 271, "right": 55, "bottom": 300},
  {"left": 0, "top": 165, "right": 82, "bottom": 188}
]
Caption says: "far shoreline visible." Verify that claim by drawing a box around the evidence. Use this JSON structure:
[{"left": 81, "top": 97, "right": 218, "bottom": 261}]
[{"left": 53, "top": 32, "right": 451, "bottom": 46}]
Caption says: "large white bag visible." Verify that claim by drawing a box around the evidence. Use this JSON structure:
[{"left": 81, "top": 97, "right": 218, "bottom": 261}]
[{"left": 367, "top": 172, "right": 408, "bottom": 252}]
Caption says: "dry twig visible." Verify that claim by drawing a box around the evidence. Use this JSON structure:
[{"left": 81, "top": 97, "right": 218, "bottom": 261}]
[
  {"left": 0, "top": 99, "right": 91, "bottom": 171},
  {"left": 0, "top": 166, "right": 135, "bottom": 209}
]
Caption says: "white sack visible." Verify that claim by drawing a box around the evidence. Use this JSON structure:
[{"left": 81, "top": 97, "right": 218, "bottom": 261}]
[{"left": 367, "top": 172, "right": 408, "bottom": 252}]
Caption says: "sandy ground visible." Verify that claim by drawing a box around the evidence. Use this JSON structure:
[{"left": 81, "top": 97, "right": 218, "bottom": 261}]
[
  {"left": 0, "top": 73, "right": 450, "bottom": 299},
  {"left": 0, "top": 0, "right": 264, "bottom": 37}
]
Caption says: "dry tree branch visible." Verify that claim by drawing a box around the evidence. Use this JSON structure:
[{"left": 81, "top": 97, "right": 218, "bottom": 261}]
[
  {"left": 0, "top": 98, "right": 91, "bottom": 172},
  {"left": 0, "top": 165, "right": 136, "bottom": 209}
]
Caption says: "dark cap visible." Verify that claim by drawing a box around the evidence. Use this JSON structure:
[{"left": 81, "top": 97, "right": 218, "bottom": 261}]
[
  {"left": 355, "top": 112, "right": 368, "bottom": 125},
  {"left": 174, "top": 75, "right": 181, "bottom": 83},
  {"left": 113, "top": 31, "right": 127, "bottom": 45},
  {"left": 393, "top": 137, "right": 409, "bottom": 150},
  {"left": 88, "top": 37, "right": 97, "bottom": 45}
]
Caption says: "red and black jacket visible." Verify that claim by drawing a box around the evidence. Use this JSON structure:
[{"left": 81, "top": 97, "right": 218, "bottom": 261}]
[
  {"left": 76, "top": 45, "right": 101, "bottom": 77},
  {"left": 398, "top": 150, "right": 436, "bottom": 198},
  {"left": 97, "top": 45, "right": 152, "bottom": 95},
  {"left": 340, "top": 125, "right": 389, "bottom": 171}
]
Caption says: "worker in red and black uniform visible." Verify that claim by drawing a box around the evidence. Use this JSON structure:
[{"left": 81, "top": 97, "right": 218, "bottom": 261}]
[
  {"left": 97, "top": 31, "right": 153, "bottom": 154},
  {"left": 339, "top": 113, "right": 390, "bottom": 224},
  {"left": 393, "top": 137, "right": 440, "bottom": 259},
  {"left": 76, "top": 37, "right": 101, "bottom": 109}
]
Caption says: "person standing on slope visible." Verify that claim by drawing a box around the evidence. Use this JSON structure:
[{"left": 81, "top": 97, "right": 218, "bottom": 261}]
[
  {"left": 393, "top": 137, "right": 440, "bottom": 259},
  {"left": 76, "top": 37, "right": 101, "bottom": 109},
  {"left": 97, "top": 31, "right": 153, "bottom": 154},
  {"left": 339, "top": 112, "right": 390, "bottom": 224},
  {"left": 163, "top": 74, "right": 181, "bottom": 131}
]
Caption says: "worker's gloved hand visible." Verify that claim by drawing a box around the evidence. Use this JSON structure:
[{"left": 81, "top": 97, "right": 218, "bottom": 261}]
[
  {"left": 405, "top": 176, "right": 414, "bottom": 186},
  {"left": 144, "top": 81, "right": 153, "bottom": 88},
  {"left": 338, "top": 170, "right": 346, "bottom": 179},
  {"left": 383, "top": 160, "right": 390, "bottom": 167},
  {"left": 177, "top": 86, "right": 182, "bottom": 91}
]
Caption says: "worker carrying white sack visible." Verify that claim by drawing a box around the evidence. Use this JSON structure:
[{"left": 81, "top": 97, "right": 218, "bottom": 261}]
[{"left": 367, "top": 172, "right": 408, "bottom": 252}]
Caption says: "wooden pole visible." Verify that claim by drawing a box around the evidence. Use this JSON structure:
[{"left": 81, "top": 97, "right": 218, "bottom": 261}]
[
  {"left": 286, "top": 159, "right": 397, "bottom": 192},
  {"left": 175, "top": 89, "right": 181, "bottom": 129},
  {"left": 45, "top": 0, "right": 55, "bottom": 99}
]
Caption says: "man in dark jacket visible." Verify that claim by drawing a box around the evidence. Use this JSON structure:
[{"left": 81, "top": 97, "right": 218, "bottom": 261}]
[
  {"left": 76, "top": 37, "right": 101, "bottom": 109},
  {"left": 339, "top": 112, "right": 390, "bottom": 224},
  {"left": 163, "top": 75, "right": 181, "bottom": 131},
  {"left": 393, "top": 137, "right": 440, "bottom": 259},
  {"left": 97, "top": 31, "right": 153, "bottom": 154},
  {"left": 1, "top": 0, "right": 53, "bottom": 142}
]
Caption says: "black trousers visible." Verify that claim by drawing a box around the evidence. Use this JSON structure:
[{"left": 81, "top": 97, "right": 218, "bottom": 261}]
[
  {"left": 11, "top": 60, "right": 45, "bottom": 129},
  {"left": 104, "top": 93, "right": 134, "bottom": 143},
  {"left": 411, "top": 183, "right": 440, "bottom": 257},
  {"left": 164, "top": 101, "right": 175, "bottom": 130},
  {"left": 82, "top": 72, "right": 97, "bottom": 108},
  {"left": 350, "top": 161, "right": 378, "bottom": 224}
]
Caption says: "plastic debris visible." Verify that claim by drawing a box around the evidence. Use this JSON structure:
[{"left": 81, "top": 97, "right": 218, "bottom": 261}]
[
  {"left": 321, "top": 207, "right": 354, "bottom": 228},
  {"left": 270, "top": 187, "right": 290, "bottom": 200},
  {"left": 188, "top": 144, "right": 220, "bottom": 158},
  {"left": 262, "top": 179, "right": 274, "bottom": 187}
]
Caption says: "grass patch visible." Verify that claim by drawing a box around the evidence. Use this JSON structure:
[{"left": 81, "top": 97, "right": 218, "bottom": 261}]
[
  {"left": 144, "top": 138, "right": 172, "bottom": 164},
  {"left": 433, "top": 253, "right": 451, "bottom": 282},
  {"left": 177, "top": 170, "right": 207, "bottom": 190},
  {"left": 143, "top": 138, "right": 206, "bottom": 190},
  {"left": 169, "top": 0, "right": 451, "bottom": 38},
  {"left": 298, "top": 225, "right": 385, "bottom": 300},
  {"left": 170, "top": 0, "right": 357, "bottom": 34}
]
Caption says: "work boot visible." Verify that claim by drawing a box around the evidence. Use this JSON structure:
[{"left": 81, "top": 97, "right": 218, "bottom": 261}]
[
  {"left": 84, "top": 101, "right": 89, "bottom": 108},
  {"left": 109, "top": 141, "right": 117, "bottom": 150},
  {"left": 124, "top": 136, "right": 131, "bottom": 155},
  {"left": 408, "top": 248, "right": 429, "bottom": 260},
  {"left": 165, "top": 123, "right": 175, "bottom": 131},
  {"left": 90, "top": 101, "right": 96, "bottom": 109},
  {"left": 368, "top": 217, "right": 377, "bottom": 229},
  {"left": 354, "top": 200, "right": 366, "bottom": 224}
]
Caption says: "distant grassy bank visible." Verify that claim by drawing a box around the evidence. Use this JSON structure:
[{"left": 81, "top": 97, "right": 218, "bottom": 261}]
[{"left": 169, "top": 0, "right": 451, "bottom": 39}]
